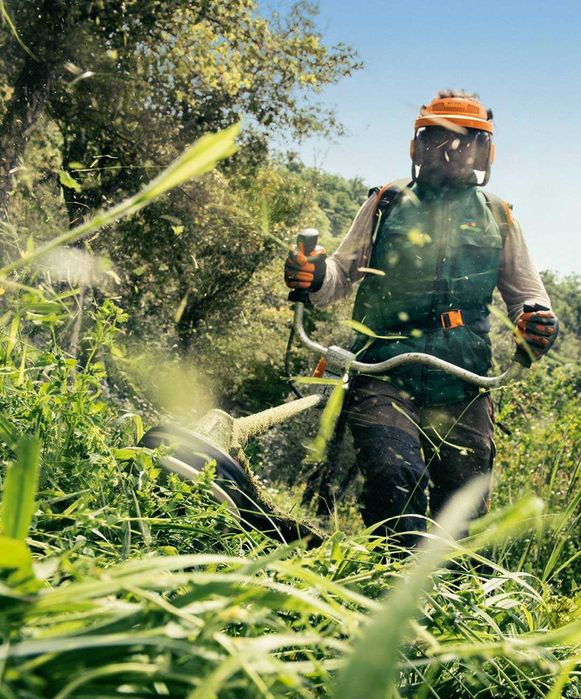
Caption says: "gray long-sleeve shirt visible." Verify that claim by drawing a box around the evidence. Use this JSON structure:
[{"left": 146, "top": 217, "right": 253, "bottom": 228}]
[{"left": 310, "top": 192, "right": 551, "bottom": 322}]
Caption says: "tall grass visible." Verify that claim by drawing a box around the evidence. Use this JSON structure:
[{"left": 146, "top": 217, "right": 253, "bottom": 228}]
[{"left": 0, "top": 449, "right": 579, "bottom": 697}]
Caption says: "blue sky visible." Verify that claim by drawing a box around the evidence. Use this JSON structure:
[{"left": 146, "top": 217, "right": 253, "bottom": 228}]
[{"left": 271, "top": 0, "right": 581, "bottom": 274}]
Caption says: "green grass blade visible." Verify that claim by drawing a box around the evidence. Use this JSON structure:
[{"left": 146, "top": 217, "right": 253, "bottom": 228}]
[
  {"left": 333, "top": 477, "right": 493, "bottom": 699},
  {"left": 542, "top": 486, "right": 581, "bottom": 581},
  {"left": 0, "top": 124, "right": 239, "bottom": 277},
  {"left": 467, "top": 494, "right": 544, "bottom": 545},
  {"left": 0, "top": 535, "right": 37, "bottom": 591},
  {"left": 1, "top": 435, "right": 41, "bottom": 540},
  {"left": 544, "top": 549, "right": 581, "bottom": 583},
  {"left": 343, "top": 318, "right": 405, "bottom": 340},
  {"left": 308, "top": 380, "right": 346, "bottom": 462},
  {"left": 0, "top": 1, "right": 34, "bottom": 58},
  {"left": 0, "top": 412, "right": 19, "bottom": 450},
  {"left": 53, "top": 662, "right": 174, "bottom": 699},
  {"left": 0, "top": 535, "right": 33, "bottom": 573},
  {"left": 545, "top": 654, "right": 581, "bottom": 699}
]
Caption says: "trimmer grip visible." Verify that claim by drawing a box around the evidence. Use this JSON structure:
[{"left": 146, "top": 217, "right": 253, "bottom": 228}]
[
  {"left": 297, "top": 228, "right": 319, "bottom": 255},
  {"left": 288, "top": 228, "right": 320, "bottom": 303},
  {"left": 515, "top": 302, "right": 554, "bottom": 367}
]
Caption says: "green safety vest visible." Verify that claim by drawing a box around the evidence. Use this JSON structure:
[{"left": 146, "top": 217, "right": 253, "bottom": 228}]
[{"left": 352, "top": 182, "right": 506, "bottom": 405}]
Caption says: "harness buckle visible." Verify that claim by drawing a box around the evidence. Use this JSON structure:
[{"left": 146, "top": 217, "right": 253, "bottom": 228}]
[{"left": 441, "top": 309, "right": 464, "bottom": 330}]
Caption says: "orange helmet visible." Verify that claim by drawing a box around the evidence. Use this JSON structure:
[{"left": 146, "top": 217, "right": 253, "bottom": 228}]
[
  {"left": 411, "top": 91, "right": 495, "bottom": 186},
  {"left": 415, "top": 94, "right": 494, "bottom": 134}
]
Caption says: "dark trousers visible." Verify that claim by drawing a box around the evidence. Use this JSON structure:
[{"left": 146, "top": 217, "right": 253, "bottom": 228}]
[{"left": 346, "top": 376, "right": 495, "bottom": 545}]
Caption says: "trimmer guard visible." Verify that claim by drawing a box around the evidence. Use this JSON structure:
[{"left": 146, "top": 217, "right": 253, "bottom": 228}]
[{"left": 139, "top": 424, "right": 322, "bottom": 546}]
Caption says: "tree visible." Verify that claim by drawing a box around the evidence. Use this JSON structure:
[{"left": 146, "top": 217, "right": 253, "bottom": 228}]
[
  {"left": 1, "top": 1, "right": 360, "bottom": 218},
  {"left": 286, "top": 157, "right": 369, "bottom": 237},
  {"left": 0, "top": 1, "right": 360, "bottom": 349}
]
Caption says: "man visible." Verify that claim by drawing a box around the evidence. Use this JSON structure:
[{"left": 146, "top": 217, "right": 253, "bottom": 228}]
[{"left": 284, "top": 90, "right": 558, "bottom": 545}]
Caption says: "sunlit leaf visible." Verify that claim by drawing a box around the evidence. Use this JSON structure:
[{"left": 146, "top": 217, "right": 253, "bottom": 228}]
[
  {"left": 407, "top": 227, "right": 432, "bottom": 246},
  {"left": 58, "top": 170, "right": 82, "bottom": 193},
  {"left": 0, "top": 534, "right": 37, "bottom": 590},
  {"left": 1, "top": 435, "right": 41, "bottom": 540},
  {"left": 0, "top": 535, "right": 32, "bottom": 571},
  {"left": 344, "top": 319, "right": 405, "bottom": 340}
]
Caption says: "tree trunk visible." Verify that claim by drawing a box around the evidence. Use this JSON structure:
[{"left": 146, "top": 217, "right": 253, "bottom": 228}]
[
  {"left": 0, "top": 0, "right": 71, "bottom": 218},
  {"left": 0, "top": 55, "right": 55, "bottom": 215}
]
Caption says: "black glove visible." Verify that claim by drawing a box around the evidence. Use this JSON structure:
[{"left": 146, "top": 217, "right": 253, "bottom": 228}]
[
  {"left": 514, "top": 303, "right": 559, "bottom": 367},
  {"left": 284, "top": 244, "right": 327, "bottom": 292}
]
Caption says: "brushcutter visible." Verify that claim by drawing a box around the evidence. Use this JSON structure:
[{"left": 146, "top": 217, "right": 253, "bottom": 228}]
[{"left": 140, "top": 229, "right": 522, "bottom": 545}]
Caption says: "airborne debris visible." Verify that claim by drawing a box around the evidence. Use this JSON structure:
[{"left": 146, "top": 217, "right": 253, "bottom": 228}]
[
  {"left": 407, "top": 228, "right": 432, "bottom": 247},
  {"left": 358, "top": 266, "right": 386, "bottom": 276}
]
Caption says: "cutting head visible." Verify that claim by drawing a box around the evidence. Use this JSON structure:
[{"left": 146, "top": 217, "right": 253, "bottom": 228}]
[{"left": 139, "top": 424, "right": 323, "bottom": 546}]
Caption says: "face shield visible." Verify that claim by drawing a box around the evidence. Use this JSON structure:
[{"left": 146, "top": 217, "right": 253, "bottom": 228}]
[{"left": 412, "top": 126, "right": 493, "bottom": 187}]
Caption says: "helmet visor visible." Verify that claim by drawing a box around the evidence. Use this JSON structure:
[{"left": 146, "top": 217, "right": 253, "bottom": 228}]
[{"left": 414, "top": 126, "right": 492, "bottom": 185}]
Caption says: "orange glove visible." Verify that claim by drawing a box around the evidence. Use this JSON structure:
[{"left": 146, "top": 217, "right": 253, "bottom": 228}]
[
  {"left": 284, "top": 244, "right": 327, "bottom": 292},
  {"left": 515, "top": 304, "right": 559, "bottom": 365}
]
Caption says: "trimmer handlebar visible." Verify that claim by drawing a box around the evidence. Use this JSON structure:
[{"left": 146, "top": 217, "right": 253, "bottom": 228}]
[{"left": 291, "top": 229, "right": 522, "bottom": 389}]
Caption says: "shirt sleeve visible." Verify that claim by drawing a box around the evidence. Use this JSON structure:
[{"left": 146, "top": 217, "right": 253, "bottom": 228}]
[
  {"left": 497, "top": 214, "right": 552, "bottom": 323},
  {"left": 309, "top": 195, "right": 377, "bottom": 308}
]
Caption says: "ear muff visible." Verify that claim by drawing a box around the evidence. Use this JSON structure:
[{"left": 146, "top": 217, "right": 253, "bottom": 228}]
[
  {"left": 409, "top": 138, "right": 415, "bottom": 161},
  {"left": 489, "top": 142, "right": 495, "bottom": 165}
]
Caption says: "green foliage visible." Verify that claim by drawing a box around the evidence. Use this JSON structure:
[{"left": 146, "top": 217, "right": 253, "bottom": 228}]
[
  {"left": 0, "top": 125, "right": 239, "bottom": 277},
  {"left": 1, "top": 0, "right": 361, "bottom": 351},
  {"left": 286, "top": 157, "right": 369, "bottom": 238},
  {"left": 492, "top": 361, "right": 580, "bottom": 591},
  {"left": 58, "top": 169, "right": 81, "bottom": 193},
  {"left": 112, "top": 152, "right": 349, "bottom": 350}
]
